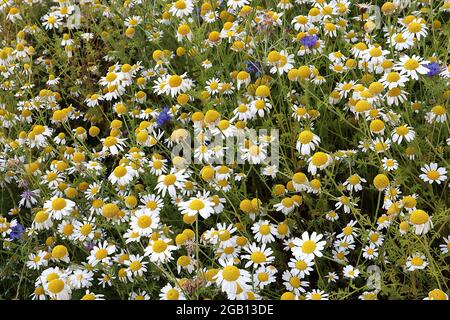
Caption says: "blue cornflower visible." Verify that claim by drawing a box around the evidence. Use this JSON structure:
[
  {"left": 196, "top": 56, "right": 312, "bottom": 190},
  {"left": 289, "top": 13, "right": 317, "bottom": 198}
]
[
  {"left": 156, "top": 107, "right": 172, "bottom": 127},
  {"left": 245, "top": 60, "right": 263, "bottom": 77},
  {"left": 425, "top": 62, "right": 441, "bottom": 76},
  {"left": 9, "top": 223, "right": 24, "bottom": 240},
  {"left": 300, "top": 35, "right": 318, "bottom": 48}
]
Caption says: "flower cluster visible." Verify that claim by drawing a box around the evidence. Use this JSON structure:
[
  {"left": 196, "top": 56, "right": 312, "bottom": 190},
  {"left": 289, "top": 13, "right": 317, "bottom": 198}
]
[{"left": 0, "top": 0, "right": 449, "bottom": 300}]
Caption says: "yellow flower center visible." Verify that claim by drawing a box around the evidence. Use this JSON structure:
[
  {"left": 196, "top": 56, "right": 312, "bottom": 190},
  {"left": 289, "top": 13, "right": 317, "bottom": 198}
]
[
  {"left": 113, "top": 166, "right": 127, "bottom": 178},
  {"left": 258, "top": 272, "right": 269, "bottom": 282},
  {"left": 152, "top": 160, "right": 163, "bottom": 169},
  {"left": 164, "top": 174, "right": 177, "bottom": 185},
  {"left": 222, "top": 265, "right": 240, "bottom": 281},
  {"left": 249, "top": 145, "right": 260, "bottom": 156},
  {"left": 254, "top": 100, "right": 265, "bottom": 110},
  {"left": 102, "top": 203, "right": 119, "bottom": 218},
  {"left": 47, "top": 279, "right": 65, "bottom": 294},
  {"left": 209, "top": 81, "right": 219, "bottom": 90},
  {"left": 255, "top": 85, "right": 270, "bottom": 98},
  {"left": 408, "top": 22, "right": 422, "bottom": 33},
  {"left": 428, "top": 289, "right": 447, "bottom": 300},
  {"left": 386, "top": 72, "right": 400, "bottom": 82},
  {"left": 95, "top": 248, "right": 108, "bottom": 260},
  {"left": 301, "top": 240, "right": 316, "bottom": 254},
  {"left": 146, "top": 201, "right": 158, "bottom": 210},
  {"left": 311, "top": 293, "right": 322, "bottom": 300},
  {"left": 188, "top": 199, "right": 205, "bottom": 211},
  {"left": 295, "top": 260, "right": 307, "bottom": 270},
  {"left": 343, "top": 226, "right": 353, "bottom": 236},
  {"left": 178, "top": 24, "right": 191, "bottom": 36},
  {"left": 311, "top": 152, "right": 328, "bottom": 166},
  {"left": 177, "top": 255, "right": 191, "bottom": 267},
  {"left": 34, "top": 286, "right": 45, "bottom": 295},
  {"left": 431, "top": 105, "right": 445, "bottom": 115},
  {"left": 289, "top": 276, "right": 301, "bottom": 288},
  {"left": 386, "top": 159, "right": 395, "bottom": 167},
  {"left": 250, "top": 251, "right": 266, "bottom": 264},
  {"left": 105, "top": 72, "right": 117, "bottom": 83},
  {"left": 355, "top": 100, "right": 371, "bottom": 112},
  {"left": 34, "top": 211, "right": 49, "bottom": 223},
  {"left": 52, "top": 245, "right": 67, "bottom": 259},
  {"left": 175, "top": 0, "right": 186, "bottom": 9},
  {"left": 402, "top": 196, "right": 416, "bottom": 208},
  {"left": 47, "top": 16, "right": 57, "bottom": 25},
  {"left": 409, "top": 210, "right": 429, "bottom": 225},
  {"left": 152, "top": 239, "right": 168, "bottom": 253},
  {"left": 426, "top": 170, "right": 440, "bottom": 180},
  {"left": 404, "top": 59, "right": 419, "bottom": 70},
  {"left": 81, "top": 293, "right": 96, "bottom": 300},
  {"left": 370, "top": 119, "right": 385, "bottom": 132},
  {"left": 103, "top": 136, "right": 117, "bottom": 147},
  {"left": 369, "top": 47, "right": 382, "bottom": 57},
  {"left": 394, "top": 33, "right": 405, "bottom": 43},
  {"left": 52, "top": 198, "right": 66, "bottom": 211},
  {"left": 296, "top": 16, "right": 308, "bottom": 24},
  {"left": 325, "top": 23, "right": 336, "bottom": 31},
  {"left": 237, "top": 104, "right": 248, "bottom": 113},
  {"left": 281, "top": 198, "right": 294, "bottom": 208},
  {"left": 168, "top": 75, "right": 182, "bottom": 87},
  {"left": 166, "top": 288, "right": 180, "bottom": 300},
  {"left": 396, "top": 126, "right": 409, "bottom": 136},
  {"left": 278, "top": 55, "right": 287, "bottom": 67},
  {"left": 223, "top": 246, "right": 234, "bottom": 254},
  {"left": 80, "top": 224, "right": 92, "bottom": 236},
  {"left": 411, "top": 256, "right": 424, "bottom": 266},
  {"left": 62, "top": 223, "right": 73, "bottom": 236},
  {"left": 137, "top": 215, "right": 152, "bottom": 228},
  {"left": 292, "top": 172, "right": 307, "bottom": 184},
  {"left": 237, "top": 71, "right": 249, "bottom": 81},
  {"left": 259, "top": 225, "right": 271, "bottom": 235},
  {"left": 298, "top": 130, "right": 314, "bottom": 144},
  {"left": 373, "top": 174, "right": 389, "bottom": 190},
  {"left": 129, "top": 260, "right": 142, "bottom": 272},
  {"left": 267, "top": 51, "right": 281, "bottom": 63},
  {"left": 348, "top": 175, "right": 360, "bottom": 185}
]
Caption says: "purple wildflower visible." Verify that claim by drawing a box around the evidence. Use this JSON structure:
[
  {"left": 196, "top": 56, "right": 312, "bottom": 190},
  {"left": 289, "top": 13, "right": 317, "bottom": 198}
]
[
  {"left": 10, "top": 223, "right": 24, "bottom": 240},
  {"left": 425, "top": 62, "right": 441, "bottom": 76},
  {"left": 300, "top": 35, "right": 318, "bottom": 48},
  {"left": 156, "top": 107, "right": 172, "bottom": 127},
  {"left": 245, "top": 60, "right": 263, "bottom": 77}
]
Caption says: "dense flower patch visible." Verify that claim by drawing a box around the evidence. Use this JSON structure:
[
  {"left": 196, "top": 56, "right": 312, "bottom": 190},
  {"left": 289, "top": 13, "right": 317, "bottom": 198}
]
[{"left": 0, "top": 0, "right": 449, "bottom": 300}]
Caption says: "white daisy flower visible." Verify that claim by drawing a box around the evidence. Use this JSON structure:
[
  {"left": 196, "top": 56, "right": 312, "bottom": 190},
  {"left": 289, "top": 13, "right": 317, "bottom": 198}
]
[
  {"left": 419, "top": 163, "right": 447, "bottom": 184},
  {"left": 292, "top": 231, "right": 327, "bottom": 259},
  {"left": 130, "top": 209, "right": 160, "bottom": 236},
  {"left": 296, "top": 130, "right": 321, "bottom": 156},
  {"left": 251, "top": 220, "right": 277, "bottom": 244},
  {"left": 242, "top": 243, "right": 275, "bottom": 268},
  {"left": 159, "top": 283, "right": 186, "bottom": 300},
  {"left": 343, "top": 264, "right": 360, "bottom": 279},
  {"left": 43, "top": 196, "right": 75, "bottom": 220},
  {"left": 155, "top": 169, "right": 189, "bottom": 197},
  {"left": 405, "top": 253, "right": 428, "bottom": 271},
  {"left": 394, "top": 55, "right": 430, "bottom": 80},
  {"left": 144, "top": 238, "right": 177, "bottom": 263},
  {"left": 409, "top": 209, "right": 433, "bottom": 235},
  {"left": 178, "top": 193, "right": 215, "bottom": 219},
  {"left": 215, "top": 259, "right": 252, "bottom": 295}
]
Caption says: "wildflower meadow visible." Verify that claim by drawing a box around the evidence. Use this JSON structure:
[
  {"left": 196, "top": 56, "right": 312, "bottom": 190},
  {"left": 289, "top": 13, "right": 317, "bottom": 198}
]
[{"left": 0, "top": 0, "right": 449, "bottom": 301}]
